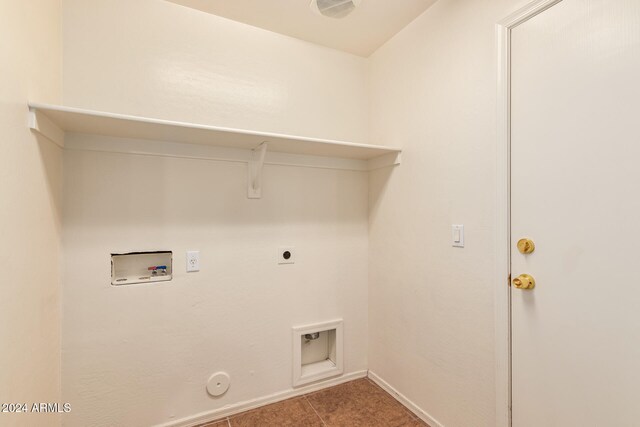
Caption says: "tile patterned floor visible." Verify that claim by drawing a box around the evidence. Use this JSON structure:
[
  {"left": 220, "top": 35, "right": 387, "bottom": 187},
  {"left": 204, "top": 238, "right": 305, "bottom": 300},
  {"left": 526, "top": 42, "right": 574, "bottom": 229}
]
[{"left": 198, "top": 378, "right": 430, "bottom": 427}]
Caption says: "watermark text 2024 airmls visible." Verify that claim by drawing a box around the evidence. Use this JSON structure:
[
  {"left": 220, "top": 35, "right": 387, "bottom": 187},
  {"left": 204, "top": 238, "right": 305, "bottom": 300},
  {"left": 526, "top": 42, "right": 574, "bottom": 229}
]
[{"left": 1, "top": 403, "right": 71, "bottom": 413}]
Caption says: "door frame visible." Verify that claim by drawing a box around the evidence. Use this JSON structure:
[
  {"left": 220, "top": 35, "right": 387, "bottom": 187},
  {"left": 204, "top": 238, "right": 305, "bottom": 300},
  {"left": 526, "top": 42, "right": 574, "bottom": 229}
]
[{"left": 495, "top": 1, "right": 564, "bottom": 426}]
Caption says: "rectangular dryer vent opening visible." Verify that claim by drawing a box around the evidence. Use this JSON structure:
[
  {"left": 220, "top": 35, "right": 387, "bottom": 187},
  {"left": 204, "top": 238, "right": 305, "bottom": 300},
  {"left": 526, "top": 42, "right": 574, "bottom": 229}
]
[
  {"left": 111, "top": 251, "right": 173, "bottom": 286},
  {"left": 292, "top": 319, "right": 343, "bottom": 387}
]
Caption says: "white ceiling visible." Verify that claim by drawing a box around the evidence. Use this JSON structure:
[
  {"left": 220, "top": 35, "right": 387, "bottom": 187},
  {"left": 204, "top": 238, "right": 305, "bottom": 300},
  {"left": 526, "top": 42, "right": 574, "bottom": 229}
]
[{"left": 166, "top": 0, "right": 437, "bottom": 57}]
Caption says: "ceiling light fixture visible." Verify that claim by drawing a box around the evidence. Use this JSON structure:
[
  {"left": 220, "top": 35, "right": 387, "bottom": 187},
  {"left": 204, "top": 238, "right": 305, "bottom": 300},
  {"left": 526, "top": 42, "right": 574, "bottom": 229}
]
[{"left": 310, "top": 0, "right": 362, "bottom": 19}]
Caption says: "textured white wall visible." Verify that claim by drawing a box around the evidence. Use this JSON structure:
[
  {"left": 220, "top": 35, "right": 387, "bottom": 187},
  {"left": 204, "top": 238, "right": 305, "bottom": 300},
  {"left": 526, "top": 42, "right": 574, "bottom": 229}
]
[
  {"left": 61, "top": 1, "right": 370, "bottom": 426},
  {"left": 62, "top": 147, "right": 369, "bottom": 427},
  {"left": 368, "top": 0, "right": 527, "bottom": 426},
  {"left": 0, "top": 0, "right": 63, "bottom": 426},
  {"left": 62, "top": 0, "right": 370, "bottom": 143}
]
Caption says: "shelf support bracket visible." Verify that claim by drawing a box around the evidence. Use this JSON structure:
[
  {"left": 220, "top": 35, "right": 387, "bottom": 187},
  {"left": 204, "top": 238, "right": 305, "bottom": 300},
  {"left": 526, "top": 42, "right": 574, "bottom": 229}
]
[
  {"left": 28, "top": 108, "right": 65, "bottom": 148},
  {"left": 247, "top": 142, "right": 268, "bottom": 199}
]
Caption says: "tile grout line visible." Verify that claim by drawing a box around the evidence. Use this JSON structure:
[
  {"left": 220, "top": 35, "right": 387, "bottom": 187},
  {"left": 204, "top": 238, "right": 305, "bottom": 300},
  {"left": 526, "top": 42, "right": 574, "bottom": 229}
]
[
  {"left": 304, "top": 395, "right": 328, "bottom": 427},
  {"left": 203, "top": 378, "right": 425, "bottom": 427}
]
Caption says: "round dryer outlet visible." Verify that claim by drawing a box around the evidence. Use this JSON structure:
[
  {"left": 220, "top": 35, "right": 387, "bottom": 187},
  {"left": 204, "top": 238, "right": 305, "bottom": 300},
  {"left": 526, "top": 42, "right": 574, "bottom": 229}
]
[{"left": 206, "top": 372, "right": 230, "bottom": 397}]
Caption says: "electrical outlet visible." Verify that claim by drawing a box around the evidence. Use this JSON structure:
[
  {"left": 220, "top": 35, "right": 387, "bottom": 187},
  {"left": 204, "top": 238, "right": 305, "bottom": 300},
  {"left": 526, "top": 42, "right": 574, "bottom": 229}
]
[
  {"left": 186, "top": 250, "right": 200, "bottom": 272},
  {"left": 278, "top": 246, "right": 295, "bottom": 264}
]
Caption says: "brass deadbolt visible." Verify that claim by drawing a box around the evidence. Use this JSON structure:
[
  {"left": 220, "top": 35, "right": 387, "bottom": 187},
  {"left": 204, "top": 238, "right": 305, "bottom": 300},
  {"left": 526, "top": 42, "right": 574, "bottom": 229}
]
[
  {"left": 513, "top": 274, "right": 535, "bottom": 290},
  {"left": 517, "top": 238, "right": 535, "bottom": 254}
]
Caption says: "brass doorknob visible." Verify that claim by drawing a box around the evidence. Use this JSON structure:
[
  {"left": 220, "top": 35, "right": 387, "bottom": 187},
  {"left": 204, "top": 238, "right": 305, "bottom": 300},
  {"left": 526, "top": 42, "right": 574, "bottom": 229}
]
[
  {"left": 517, "top": 238, "right": 535, "bottom": 254},
  {"left": 513, "top": 274, "right": 535, "bottom": 289}
]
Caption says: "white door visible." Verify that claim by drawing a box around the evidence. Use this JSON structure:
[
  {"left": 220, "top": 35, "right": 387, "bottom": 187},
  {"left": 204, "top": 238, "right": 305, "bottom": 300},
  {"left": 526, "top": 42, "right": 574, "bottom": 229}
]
[{"left": 510, "top": 0, "right": 640, "bottom": 425}]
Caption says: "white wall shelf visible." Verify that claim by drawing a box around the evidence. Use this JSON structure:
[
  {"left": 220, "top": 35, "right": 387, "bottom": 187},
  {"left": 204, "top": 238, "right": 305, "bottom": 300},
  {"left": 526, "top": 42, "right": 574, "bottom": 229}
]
[
  {"left": 28, "top": 103, "right": 400, "bottom": 165},
  {"left": 28, "top": 103, "right": 400, "bottom": 198}
]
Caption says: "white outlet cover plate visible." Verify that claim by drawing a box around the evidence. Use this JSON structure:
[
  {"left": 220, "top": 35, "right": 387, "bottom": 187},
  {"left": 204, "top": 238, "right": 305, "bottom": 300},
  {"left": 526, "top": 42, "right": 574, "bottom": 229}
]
[
  {"left": 186, "top": 250, "right": 200, "bottom": 272},
  {"left": 278, "top": 246, "right": 295, "bottom": 264}
]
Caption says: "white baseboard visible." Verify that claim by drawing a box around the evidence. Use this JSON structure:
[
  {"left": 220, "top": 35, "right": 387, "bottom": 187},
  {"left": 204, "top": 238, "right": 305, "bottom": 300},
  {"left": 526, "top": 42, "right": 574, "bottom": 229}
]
[
  {"left": 367, "top": 371, "right": 444, "bottom": 427},
  {"left": 155, "top": 370, "right": 368, "bottom": 427}
]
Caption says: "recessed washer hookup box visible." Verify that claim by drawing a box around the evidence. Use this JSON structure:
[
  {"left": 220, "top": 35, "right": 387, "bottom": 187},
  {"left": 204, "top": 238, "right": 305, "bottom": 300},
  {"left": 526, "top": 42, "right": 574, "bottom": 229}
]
[{"left": 111, "top": 251, "right": 172, "bottom": 286}]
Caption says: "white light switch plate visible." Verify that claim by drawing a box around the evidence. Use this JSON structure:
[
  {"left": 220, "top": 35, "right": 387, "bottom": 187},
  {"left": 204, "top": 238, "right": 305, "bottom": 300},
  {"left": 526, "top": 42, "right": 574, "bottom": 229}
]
[
  {"left": 186, "top": 250, "right": 200, "bottom": 272},
  {"left": 452, "top": 225, "right": 464, "bottom": 248}
]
